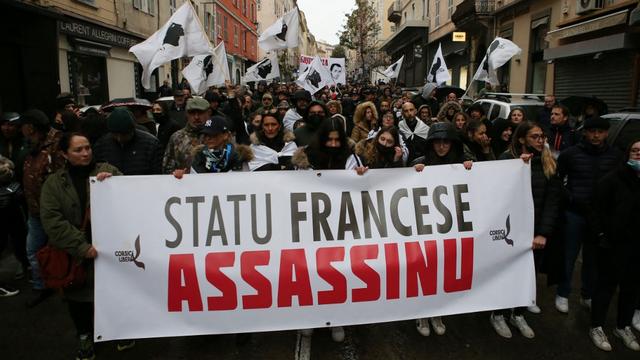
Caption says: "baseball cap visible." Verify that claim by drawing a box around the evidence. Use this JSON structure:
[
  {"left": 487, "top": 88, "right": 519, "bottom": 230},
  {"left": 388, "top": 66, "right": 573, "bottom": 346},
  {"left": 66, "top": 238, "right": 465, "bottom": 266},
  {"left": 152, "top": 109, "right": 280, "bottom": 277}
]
[{"left": 201, "top": 116, "right": 229, "bottom": 135}]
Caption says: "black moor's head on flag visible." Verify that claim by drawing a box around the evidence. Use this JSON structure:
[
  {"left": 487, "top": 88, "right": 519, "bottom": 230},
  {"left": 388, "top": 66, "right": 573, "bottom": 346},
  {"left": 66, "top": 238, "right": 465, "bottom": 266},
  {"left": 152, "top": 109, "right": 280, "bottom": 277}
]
[
  {"left": 202, "top": 55, "right": 214, "bottom": 78},
  {"left": 257, "top": 59, "right": 272, "bottom": 79},
  {"left": 429, "top": 57, "right": 441, "bottom": 80},
  {"left": 275, "top": 21, "right": 288, "bottom": 42},
  {"left": 306, "top": 69, "right": 321, "bottom": 88},
  {"left": 482, "top": 39, "right": 500, "bottom": 72},
  {"left": 163, "top": 23, "right": 185, "bottom": 47}
]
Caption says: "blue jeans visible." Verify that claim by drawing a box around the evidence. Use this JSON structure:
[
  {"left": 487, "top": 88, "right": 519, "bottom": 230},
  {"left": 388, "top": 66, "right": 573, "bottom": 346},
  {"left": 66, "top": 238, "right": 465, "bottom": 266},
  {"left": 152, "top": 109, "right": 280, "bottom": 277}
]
[
  {"left": 26, "top": 216, "right": 48, "bottom": 290},
  {"left": 557, "top": 210, "right": 595, "bottom": 299}
]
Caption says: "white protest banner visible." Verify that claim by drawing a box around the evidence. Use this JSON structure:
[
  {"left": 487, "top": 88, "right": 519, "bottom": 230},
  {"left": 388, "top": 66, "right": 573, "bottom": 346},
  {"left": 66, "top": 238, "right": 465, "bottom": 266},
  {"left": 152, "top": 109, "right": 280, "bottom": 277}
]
[
  {"left": 92, "top": 160, "right": 535, "bottom": 342},
  {"left": 299, "top": 55, "right": 346, "bottom": 85}
]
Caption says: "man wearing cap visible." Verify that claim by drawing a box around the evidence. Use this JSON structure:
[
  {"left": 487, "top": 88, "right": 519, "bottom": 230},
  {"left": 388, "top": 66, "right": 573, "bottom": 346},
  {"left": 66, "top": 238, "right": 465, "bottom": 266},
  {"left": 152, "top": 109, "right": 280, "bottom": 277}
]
[
  {"left": 21, "top": 109, "right": 65, "bottom": 306},
  {"left": 177, "top": 116, "right": 252, "bottom": 175},
  {"left": 0, "top": 112, "right": 28, "bottom": 182},
  {"left": 169, "top": 89, "right": 188, "bottom": 127},
  {"left": 93, "top": 107, "right": 162, "bottom": 175},
  {"left": 555, "top": 116, "right": 623, "bottom": 315},
  {"left": 283, "top": 90, "right": 312, "bottom": 132},
  {"left": 162, "top": 97, "right": 209, "bottom": 174}
]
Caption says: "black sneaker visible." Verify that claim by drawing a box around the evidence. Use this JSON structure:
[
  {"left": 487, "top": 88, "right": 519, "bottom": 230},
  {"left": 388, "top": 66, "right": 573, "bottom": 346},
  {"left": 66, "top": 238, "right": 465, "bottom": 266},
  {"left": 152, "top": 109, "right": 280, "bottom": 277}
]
[
  {"left": 0, "top": 284, "right": 20, "bottom": 297},
  {"left": 26, "top": 289, "right": 54, "bottom": 308},
  {"left": 116, "top": 340, "right": 136, "bottom": 351}
]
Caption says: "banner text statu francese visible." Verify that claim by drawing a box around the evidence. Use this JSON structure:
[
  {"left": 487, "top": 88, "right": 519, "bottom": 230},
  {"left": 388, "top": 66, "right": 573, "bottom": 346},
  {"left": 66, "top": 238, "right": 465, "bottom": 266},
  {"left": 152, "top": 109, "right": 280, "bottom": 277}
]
[{"left": 163, "top": 184, "right": 475, "bottom": 312}]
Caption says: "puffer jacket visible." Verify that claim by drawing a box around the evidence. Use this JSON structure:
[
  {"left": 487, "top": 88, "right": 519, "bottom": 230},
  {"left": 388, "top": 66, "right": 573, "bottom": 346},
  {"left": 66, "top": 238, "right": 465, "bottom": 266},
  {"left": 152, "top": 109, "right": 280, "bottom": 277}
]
[
  {"left": 93, "top": 129, "right": 163, "bottom": 175},
  {"left": 558, "top": 140, "right": 623, "bottom": 212},
  {"left": 40, "top": 162, "right": 121, "bottom": 301}
]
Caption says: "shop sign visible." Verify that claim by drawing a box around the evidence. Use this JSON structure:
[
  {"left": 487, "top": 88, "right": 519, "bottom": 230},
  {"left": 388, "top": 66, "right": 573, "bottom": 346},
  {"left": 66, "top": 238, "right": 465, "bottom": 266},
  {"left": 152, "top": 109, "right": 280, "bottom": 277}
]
[
  {"left": 453, "top": 32, "right": 466, "bottom": 42},
  {"left": 59, "top": 19, "right": 140, "bottom": 48}
]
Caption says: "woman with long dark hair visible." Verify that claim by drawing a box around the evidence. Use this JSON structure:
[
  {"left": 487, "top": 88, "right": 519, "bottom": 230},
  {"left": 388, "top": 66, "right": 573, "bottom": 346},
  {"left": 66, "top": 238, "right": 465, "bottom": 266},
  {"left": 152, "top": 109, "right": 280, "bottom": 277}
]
[
  {"left": 493, "top": 121, "right": 562, "bottom": 339},
  {"left": 355, "top": 126, "right": 404, "bottom": 168},
  {"left": 40, "top": 133, "right": 122, "bottom": 359}
]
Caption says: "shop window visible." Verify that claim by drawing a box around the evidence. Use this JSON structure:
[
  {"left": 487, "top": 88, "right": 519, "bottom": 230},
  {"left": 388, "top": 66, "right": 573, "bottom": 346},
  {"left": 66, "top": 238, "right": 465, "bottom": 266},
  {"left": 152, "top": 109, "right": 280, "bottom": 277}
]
[{"left": 67, "top": 52, "right": 108, "bottom": 106}]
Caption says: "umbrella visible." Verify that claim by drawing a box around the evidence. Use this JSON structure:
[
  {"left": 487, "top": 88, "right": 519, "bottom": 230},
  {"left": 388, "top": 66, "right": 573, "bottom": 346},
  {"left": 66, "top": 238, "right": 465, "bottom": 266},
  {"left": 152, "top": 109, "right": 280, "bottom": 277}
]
[
  {"left": 559, "top": 96, "right": 608, "bottom": 117},
  {"left": 435, "top": 86, "right": 465, "bottom": 102},
  {"left": 101, "top": 97, "right": 153, "bottom": 112}
]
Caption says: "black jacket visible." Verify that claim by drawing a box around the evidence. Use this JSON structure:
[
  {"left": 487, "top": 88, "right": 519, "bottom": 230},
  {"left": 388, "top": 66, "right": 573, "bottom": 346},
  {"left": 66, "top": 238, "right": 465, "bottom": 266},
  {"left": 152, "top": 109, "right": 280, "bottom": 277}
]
[
  {"left": 593, "top": 164, "right": 640, "bottom": 251},
  {"left": 93, "top": 129, "right": 163, "bottom": 175},
  {"left": 547, "top": 122, "right": 578, "bottom": 153},
  {"left": 500, "top": 152, "right": 562, "bottom": 238},
  {"left": 558, "top": 140, "right": 623, "bottom": 212}
]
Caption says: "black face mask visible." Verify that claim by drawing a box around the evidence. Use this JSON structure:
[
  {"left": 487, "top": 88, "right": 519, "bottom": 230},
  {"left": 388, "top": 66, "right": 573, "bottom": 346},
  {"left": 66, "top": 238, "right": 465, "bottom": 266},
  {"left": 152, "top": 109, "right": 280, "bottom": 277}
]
[
  {"left": 326, "top": 147, "right": 341, "bottom": 156},
  {"left": 153, "top": 112, "right": 168, "bottom": 124},
  {"left": 307, "top": 115, "right": 323, "bottom": 128},
  {"left": 376, "top": 142, "right": 395, "bottom": 156}
]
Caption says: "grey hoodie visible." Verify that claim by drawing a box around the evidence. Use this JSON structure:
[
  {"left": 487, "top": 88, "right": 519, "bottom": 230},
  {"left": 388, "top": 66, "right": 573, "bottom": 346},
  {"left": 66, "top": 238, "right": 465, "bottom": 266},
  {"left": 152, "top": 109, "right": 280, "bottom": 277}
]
[{"left": 421, "top": 82, "right": 438, "bottom": 100}]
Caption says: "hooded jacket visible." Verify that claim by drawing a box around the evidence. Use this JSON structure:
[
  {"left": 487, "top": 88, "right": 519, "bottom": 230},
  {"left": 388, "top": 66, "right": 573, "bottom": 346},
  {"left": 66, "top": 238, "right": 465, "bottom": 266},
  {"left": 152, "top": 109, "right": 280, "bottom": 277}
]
[
  {"left": 412, "top": 122, "right": 465, "bottom": 166},
  {"left": 436, "top": 101, "right": 463, "bottom": 123},
  {"left": 93, "top": 129, "right": 163, "bottom": 175}
]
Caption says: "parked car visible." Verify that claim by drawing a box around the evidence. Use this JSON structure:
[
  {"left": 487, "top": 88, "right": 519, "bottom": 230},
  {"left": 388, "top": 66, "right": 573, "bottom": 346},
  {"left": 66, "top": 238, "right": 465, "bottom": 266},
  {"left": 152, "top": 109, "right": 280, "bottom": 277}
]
[
  {"left": 600, "top": 109, "right": 640, "bottom": 150},
  {"left": 472, "top": 93, "right": 545, "bottom": 122}
]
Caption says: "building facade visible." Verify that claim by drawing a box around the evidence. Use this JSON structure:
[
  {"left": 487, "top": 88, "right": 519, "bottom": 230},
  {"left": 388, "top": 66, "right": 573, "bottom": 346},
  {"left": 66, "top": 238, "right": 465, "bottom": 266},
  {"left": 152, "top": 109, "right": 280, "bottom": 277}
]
[
  {"left": 380, "top": 0, "right": 430, "bottom": 86},
  {"left": 196, "top": 0, "right": 258, "bottom": 84}
]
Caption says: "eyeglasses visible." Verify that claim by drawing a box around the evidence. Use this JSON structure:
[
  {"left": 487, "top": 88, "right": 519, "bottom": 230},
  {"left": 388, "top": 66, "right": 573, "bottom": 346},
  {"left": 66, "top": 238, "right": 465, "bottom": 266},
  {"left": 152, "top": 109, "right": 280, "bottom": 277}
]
[{"left": 528, "top": 134, "right": 547, "bottom": 141}]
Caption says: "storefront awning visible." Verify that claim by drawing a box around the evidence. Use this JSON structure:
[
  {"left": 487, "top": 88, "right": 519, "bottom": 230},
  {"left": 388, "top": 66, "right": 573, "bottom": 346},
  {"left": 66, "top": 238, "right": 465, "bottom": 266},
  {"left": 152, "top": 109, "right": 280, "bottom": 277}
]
[
  {"left": 543, "top": 32, "right": 634, "bottom": 60},
  {"left": 545, "top": 9, "right": 628, "bottom": 42}
]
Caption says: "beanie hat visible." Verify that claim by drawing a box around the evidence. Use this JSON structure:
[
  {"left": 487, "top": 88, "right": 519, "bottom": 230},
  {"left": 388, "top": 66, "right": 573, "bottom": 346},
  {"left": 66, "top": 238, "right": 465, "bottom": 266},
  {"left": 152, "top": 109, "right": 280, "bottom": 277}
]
[
  {"left": 107, "top": 107, "right": 135, "bottom": 133},
  {"left": 583, "top": 116, "right": 610, "bottom": 130}
]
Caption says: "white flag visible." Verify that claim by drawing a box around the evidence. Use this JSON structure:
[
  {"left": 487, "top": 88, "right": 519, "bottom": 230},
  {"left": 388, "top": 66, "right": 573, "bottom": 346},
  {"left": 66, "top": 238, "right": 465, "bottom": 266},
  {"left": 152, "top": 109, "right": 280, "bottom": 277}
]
[
  {"left": 472, "top": 37, "right": 521, "bottom": 86},
  {"left": 426, "top": 44, "right": 450, "bottom": 85},
  {"left": 258, "top": 9, "right": 300, "bottom": 51},
  {"left": 383, "top": 56, "right": 404, "bottom": 79},
  {"left": 243, "top": 53, "right": 281, "bottom": 83},
  {"left": 182, "top": 42, "right": 230, "bottom": 95},
  {"left": 130, "top": 3, "right": 211, "bottom": 89},
  {"left": 295, "top": 56, "right": 333, "bottom": 95}
]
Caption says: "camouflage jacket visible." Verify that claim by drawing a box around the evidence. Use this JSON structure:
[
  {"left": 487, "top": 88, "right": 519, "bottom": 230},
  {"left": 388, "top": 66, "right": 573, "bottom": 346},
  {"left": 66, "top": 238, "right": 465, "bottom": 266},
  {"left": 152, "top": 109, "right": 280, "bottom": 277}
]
[
  {"left": 162, "top": 125, "right": 202, "bottom": 174},
  {"left": 23, "top": 128, "right": 65, "bottom": 216}
]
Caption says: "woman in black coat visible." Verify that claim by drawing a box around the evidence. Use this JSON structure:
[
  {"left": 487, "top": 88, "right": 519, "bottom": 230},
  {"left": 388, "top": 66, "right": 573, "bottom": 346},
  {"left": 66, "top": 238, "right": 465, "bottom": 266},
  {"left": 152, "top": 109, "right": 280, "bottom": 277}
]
[
  {"left": 588, "top": 138, "right": 640, "bottom": 352},
  {"left": 494, "top": 121, "right": 562, "bottom": 339}
]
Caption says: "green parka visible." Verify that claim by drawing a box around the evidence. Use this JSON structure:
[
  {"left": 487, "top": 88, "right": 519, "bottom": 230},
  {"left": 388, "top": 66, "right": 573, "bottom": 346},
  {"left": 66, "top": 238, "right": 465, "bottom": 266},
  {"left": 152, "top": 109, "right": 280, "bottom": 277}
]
[{"left": 40, "top": 162, "right": 121, "bottom": 301}]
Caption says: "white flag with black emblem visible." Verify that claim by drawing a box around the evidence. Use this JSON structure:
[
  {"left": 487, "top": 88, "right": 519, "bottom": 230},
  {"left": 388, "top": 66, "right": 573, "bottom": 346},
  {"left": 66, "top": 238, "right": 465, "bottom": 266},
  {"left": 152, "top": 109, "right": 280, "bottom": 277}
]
[
  {"left": 258, "top": 9, "right": 300, "bottom": 51},
  {"left": 295, "top": 56, "right": 333, "bottom": 95},
  {"left": 472, "top": 37, "right": 521, "bottom": 86},
  {"left": 426, "top": 44, "right": 450, "bottom": 85},
  {"left": 383, "top": 55, "right": 404, "bottom": 79},
  {"left": 243, "top": 53, "right": 281, "bottom": 83},
  {"left": 130, "top": 2, "right": 211, "bottom": 89},
  {"left": 182, "top": 42, "right": 230, "bottom": 95}
]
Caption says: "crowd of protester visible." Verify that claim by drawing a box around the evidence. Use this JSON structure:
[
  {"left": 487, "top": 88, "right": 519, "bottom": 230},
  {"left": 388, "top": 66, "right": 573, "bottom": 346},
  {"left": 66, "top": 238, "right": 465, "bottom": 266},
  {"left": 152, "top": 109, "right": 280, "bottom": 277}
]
[{"left": 0, "top": 79, "right": 639, "bottom": 359}]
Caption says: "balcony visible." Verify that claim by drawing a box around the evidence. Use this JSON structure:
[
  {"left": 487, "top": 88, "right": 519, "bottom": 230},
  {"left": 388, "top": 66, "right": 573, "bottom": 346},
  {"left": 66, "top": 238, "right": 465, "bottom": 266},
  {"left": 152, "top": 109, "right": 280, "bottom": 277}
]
[
  {"left": 451, "top": 0, "right": 495, "bottom": 31},
  {"left": 387, "top": 1, "right": 402, "bottom": 23}
]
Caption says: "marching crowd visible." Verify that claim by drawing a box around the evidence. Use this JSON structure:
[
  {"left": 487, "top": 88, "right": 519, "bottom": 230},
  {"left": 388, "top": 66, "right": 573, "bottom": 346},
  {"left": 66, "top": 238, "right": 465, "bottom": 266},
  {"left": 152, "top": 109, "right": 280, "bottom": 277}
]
[{"left": 1, "top": 79, "right": 639, "bottom": 359}]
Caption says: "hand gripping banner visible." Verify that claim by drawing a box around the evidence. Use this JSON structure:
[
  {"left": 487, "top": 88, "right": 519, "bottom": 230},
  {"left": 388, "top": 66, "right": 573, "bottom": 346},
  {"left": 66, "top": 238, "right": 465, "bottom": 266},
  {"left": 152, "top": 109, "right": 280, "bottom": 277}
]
[{"left": 91, "top": 160, "right": 535, "bottom": 341}]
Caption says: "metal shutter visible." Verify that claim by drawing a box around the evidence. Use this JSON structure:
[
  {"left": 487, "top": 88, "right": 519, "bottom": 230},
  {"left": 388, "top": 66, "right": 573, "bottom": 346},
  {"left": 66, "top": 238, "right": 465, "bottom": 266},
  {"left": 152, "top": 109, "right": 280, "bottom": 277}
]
[{"left": 554, "top": 50, "right": 633, "bottom": 113}]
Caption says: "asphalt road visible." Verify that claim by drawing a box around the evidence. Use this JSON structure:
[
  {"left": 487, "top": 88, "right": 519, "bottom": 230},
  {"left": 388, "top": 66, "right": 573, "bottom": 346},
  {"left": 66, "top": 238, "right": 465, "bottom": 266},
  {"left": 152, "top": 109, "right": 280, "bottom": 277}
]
[{"left": 1, "top": 251, "right": 639, "bottom": 360}]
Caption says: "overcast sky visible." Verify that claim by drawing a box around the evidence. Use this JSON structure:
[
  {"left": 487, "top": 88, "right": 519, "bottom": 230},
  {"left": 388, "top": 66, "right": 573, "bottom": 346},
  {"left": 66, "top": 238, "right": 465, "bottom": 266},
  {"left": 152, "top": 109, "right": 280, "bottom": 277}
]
[{"left": 297, "top": 0, "right": 356, "bottom": 45}]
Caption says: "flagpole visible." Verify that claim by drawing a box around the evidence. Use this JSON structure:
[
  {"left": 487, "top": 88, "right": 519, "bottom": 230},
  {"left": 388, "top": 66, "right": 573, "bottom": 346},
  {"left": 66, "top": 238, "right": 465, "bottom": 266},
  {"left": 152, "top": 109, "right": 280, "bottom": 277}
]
[{"left": 187, "top": 0, "right": 215, "bottom": 51}]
